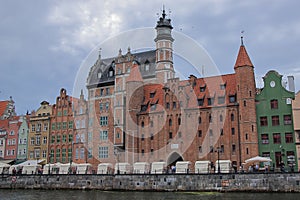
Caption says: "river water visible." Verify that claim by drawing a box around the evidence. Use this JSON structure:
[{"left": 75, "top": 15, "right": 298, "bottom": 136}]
[{"left": 0, "top": 190, "right": 299, "bottom": 200}]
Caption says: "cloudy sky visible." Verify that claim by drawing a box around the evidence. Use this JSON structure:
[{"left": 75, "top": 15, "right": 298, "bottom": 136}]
[{"left": 1, "top": 0, "right": 300, "bottom": 115}]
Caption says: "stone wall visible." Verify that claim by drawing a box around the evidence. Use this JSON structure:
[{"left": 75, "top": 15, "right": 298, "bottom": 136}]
[{"left": 1, "top": 173, "right": 300, "bottom": 192}]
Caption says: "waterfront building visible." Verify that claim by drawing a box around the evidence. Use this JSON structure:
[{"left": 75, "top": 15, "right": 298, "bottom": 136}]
[
  {"left": 73, "top": 90, "right": 89, "bottom": 164},
  {"left": 292, "top": 91, "right": 300, "bottom": 171},
  {"left": 28, "top": 101, "right": 52, "bottom": 162},
  {"left": 16, "top": 115, "right": 29, "bottom": 161},
  {"left": 49, "top": 88, "right": 74, "bottom": 164},
  {"left": 256, "top": 70, "right": 297, "bottom": 171},
  {"left": 4, "top": 116, "right": 20, "bottom": 160},
  {"left": 86, "top": 9, "right": 259, "bottom": 170},
  {"left": 0, "top": 119, "right": 9, "bottom": 159}
]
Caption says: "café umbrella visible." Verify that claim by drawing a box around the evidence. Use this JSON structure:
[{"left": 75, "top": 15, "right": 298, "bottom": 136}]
[{"left": 245, "top": 156, "right": 272, "bottom": 164}]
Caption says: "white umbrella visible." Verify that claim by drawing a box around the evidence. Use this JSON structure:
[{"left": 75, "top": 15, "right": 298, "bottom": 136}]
[{"left": 245, "top": 156, "right": 272, "bottom": 164}]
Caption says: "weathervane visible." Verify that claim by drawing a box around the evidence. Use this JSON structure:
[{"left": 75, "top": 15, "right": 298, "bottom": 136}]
[{"left": 241, "top": 30, "right": 245, "bottom": 46}]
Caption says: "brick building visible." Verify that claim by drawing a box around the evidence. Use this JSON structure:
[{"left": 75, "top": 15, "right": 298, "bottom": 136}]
[{"left": 86, "top": 9, "right": 258, "bottom": 170}]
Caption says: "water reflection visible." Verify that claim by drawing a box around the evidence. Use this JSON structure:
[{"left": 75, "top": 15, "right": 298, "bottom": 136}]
[{"left": 0, "top": 190, "right": 299, "bottom": 200}]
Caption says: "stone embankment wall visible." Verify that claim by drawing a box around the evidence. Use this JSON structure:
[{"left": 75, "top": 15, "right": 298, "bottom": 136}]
[{"left": 1, "top": 173, "right": 300, "bottom": 192}]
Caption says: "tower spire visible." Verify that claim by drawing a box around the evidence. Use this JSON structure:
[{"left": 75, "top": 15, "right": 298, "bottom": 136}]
[{"left": 234, "top": 37, "right": 253, "bottom": 69}]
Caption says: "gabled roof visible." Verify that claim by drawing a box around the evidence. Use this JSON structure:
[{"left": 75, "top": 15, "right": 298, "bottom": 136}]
[{"left": 234, "top": 43, "right": 253, "bottom": 69}]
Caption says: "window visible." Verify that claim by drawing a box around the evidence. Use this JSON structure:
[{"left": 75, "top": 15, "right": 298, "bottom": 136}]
[
  {"left": 169, "top": 119, "right": 172, "bottom": 126},
  {"left": 284, "top": 115, "right": 292, "bottom": 125},
  {"left": 62, "top": 149, "right": 66, "bottom": 163},
  {"left": 231, "top": 128, "right": 235, "bottom": 135},
  {"left": 36, "top": 135, "right": 40, "bottom": 145},
  {"left": 285, "top": 133, "right": 293, "bottom": 143},
  {"left": 51, "top": 123, "right": 56, "bottom": 130},
  {"left": 207, "top": 98, "right": 214, "bottom": 105},
  {"left": 57, "top": 111, "right": 62, "bottom": 116},
  {"left": 30, "top": 137, "right": 35, "bottom": 145},
  {"left": 109, "top": 70, "right": 114, "bottom": 77},
  {"left": 273, "top": 133, "right": 281, "bottom": 144},
  {"left": 209, "top": 129, "right": 213, "bottom": 136},
  {"left": 68, "top": 121, "right": 73, "bottom": 129},
  {"left": 57, "top": 122, "right": 61, "bottom": 130},
  {"left": 99, "top": 146, "right": 108, "bottom": 158},
  {"left": 100, "top": 130, "right": 108, "bottom": 140},
  {"left": 63, "top": 110, "right": 68, "bottom": 116},
  {"left": 80, "top": 148, "right": 84, "bottom": 159},
  {"left": 56, "top": 149, "right": 60, "bottom": 160},
  {"left": 150, "top": 104, "right": 156, "bottom": 111},
  {"left": 69, "top": 134, "right": 73, "bottom": 142},
  {"left": 220, "top": 145, "right": 224, "bottom": 153},
  {"left": 141, "top": 134, "right": 144, "bottom": 141},
  {"left": 229, "top": 95, "right": 236, "bottom": 103},
  {"left": 260, "top": 116, "right": 268, "bottom": 126},
  {"left": 51, "top": 136, "right": 55, "bottom": 144},
  {"left": 44, "top": 123, "right": 48, "bottom": 131},
  {"left": 106, "top": 88, "right": 110, "bottom": 95},
  {"left": 261, "top": 134, "right": 269, "bottom": 144},
  {"left": 75, "top": 148, "right": 79, "bottom": 159},
  {"left": 150, "top": 133, "right": 154, "bottom": 140},
  {"left": 62, "top": 122, "right": 67, "bottom": 129},
  {"left": 232, "top": 144, "right": 236, "bottom": 153},
  {"left": 141, "top": 121, "right": 144, "bottom": 128},
  {"left": 150, "top": 92, "right": 155, "bottom": 98},
  {"left": 166, "top": 102, "right": 170, "bottom": 109},
  {"left": 243, "top": 100, "right": 246, "bottom": 107},
  {"left": 43, "top": 137, "right": 47, "bottom": 144},
  {"left": 35, "top": 149, "right": 40, "bottom": 159},
  {"left": 105, "top": 102, "right": 109, "bottom": 110},
  {"left": 169, "top": 132, "right": 172, "bottom": 139},
  {"left": 88, "top": 148, "right": 92, "bottom": 158},
  {"left": 141, "top": 149, "right": 145, "bottom": 156},
  {"left": 220, "top": 84, "right": 226, "bottom": 90},
  {"left": 145, "top": 64, "right": 150, "bottom": 71},
  {"left": 209, "top": 114, "right": 212, "bottom": 123},
  {"left": 219, "top": 115, "right": 223, "bottom": 122},
  {"left": 200, "top": 86, "right": 206, "bottom": 92},
  {"left": 198, "top": 130, "right": 202, "bottom": 137},
  {"left": 116, "top": 132, "right": 120, "bottom": 139},
  {"left": 100, "top": 116, "right": 108, "bottom": 126},
  {"left": 62, "top": 134, "right": 67, "bottom": 143},
  {"left": 218, "top": 96, "right": 225, "bottom": 104},
  {"left": 68, "top": 148, "right": 72, "bottom": 161},
  {"left": 37, "top": 123, "right": 41, "bottom": 132},
  {"left": 272, "top": 116, "right": 280, "bottom": 126},
  {"left": 173, "top": 102, "right": 177, "bottom": 109},
  {"left": 178, "top": 117, "right": 181, "bottom": 125},
  {"left": 31, "top": 124, "right": 35, "bottom": 132},
  {"left": 56, "top": 135, "right": 61, "bottom": 143},
  {"left": 198, "top": 116, "right": 202, "bottom": 124},
  {"left": 231, "top": 113, "right": 234, "bottom": 121},
  {"left": 100, "top": 89, "right": 104, "bottom": 96},
  {"left": 220, "top": 129, "right": 224, "bottom": 136},
  {"left": 99, "top": 103, "right": 103, "bottom": 111},
  {"left": 197, "top": 98, "right": 204, "bottom": 106},
  {"left": 270, "top": 99, "right": 278, "bottom": 109}
]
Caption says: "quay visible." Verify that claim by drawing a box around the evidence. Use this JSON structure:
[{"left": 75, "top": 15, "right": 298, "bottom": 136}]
[{"left": 1, "top": 172, "right": 300, "bottom": 192}]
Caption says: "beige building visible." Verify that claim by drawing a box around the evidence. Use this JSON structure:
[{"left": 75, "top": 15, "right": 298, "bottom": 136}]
[
  {"left": 292, "top": 91, "right": 300, "bottom": 171},
  {"left": 28, "top": 101, "right": 52, "bottom": 162}
]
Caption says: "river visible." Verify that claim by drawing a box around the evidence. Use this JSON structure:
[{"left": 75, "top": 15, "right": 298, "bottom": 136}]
[{"left": 0, "top": 190, "right": 299, "bottom": 200}]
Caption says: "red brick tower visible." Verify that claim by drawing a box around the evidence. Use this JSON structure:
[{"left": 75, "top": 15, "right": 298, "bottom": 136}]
[{"left": 234, "top": 37, "right": 258, "bottom": 164}]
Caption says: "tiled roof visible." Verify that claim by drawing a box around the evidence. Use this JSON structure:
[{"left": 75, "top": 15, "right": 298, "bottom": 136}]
[
  {"left": 234, "top": 45, "right": 253, "bottom": 69},
  {"left": 140, "top": 84, "right": 164, "bottom": 113},
  {"left": 0, "top": 101, "right": 9, "bottom": 117},
  {"left": 0, "top": 119, "right": 9, "bottom": 130}
]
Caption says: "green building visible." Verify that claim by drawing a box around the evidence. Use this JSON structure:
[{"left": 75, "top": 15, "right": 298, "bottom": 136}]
[{"left": 256, "top": 70, "right": 297, "bottom": 172}]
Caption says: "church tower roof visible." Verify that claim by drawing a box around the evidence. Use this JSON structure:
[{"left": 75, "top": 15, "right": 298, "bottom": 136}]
[{"left": 234, "top": 37, "right": 253, "bottom": 69}]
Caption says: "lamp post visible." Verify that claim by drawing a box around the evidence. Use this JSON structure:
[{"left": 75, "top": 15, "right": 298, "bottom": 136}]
[
  {"left": 48, "top": 153, "right": 51, "bottom": 175},
  {"left": 216, "top": 147, "right": 221, "bottom": 174}
]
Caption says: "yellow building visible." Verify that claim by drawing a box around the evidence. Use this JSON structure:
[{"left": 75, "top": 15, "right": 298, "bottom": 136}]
[{"left": 28, "top": 101, "right": 52, "bottom": 162}]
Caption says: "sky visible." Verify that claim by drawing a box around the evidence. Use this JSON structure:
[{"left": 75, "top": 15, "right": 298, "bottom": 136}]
[{"left": 0, "top": 0, "right": 300, "bottom": 115}]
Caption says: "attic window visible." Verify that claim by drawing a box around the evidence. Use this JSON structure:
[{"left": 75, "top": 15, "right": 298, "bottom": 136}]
[
  {"left": 97, "top": 72, "right": 102, "bottom": 79},
  {"left": 200, "top": 85, "right": 206, "bottom": 92},
  {"left": 141, "top": 105, "right": 147, "bottom": 112},
  {"left": 108, "top": 70, "right": 114, "bottom": 77},
  {"left": 145, "top": 62, "right": 150, "bottom": 71},
  {"left": 150, "top": 92, "right": 155, "bottom": 98},
  {"left": 197, "top": 98, "right": 204, "bottom": 106},
  {"left": 229, "top": 95, "right": 236, "bottom": 103},
  {"left": 220, "top": 83, "right": 226, "bottom": 90},
  {"left": 150, "top": 104, "right": 157, "bottom": 111}
]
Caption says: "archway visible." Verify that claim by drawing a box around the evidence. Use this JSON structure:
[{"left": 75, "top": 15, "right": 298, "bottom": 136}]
[{"left": 167, "top": 152, "right": 183, "bottom": 167}]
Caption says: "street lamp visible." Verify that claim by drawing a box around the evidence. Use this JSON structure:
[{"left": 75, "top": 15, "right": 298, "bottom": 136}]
[{"left": 216, "top": 147, "right": 221, "bottom": 174}]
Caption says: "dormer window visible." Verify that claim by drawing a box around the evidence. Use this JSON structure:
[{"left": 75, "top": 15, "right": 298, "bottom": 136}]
[
  {"left": 200, "top": 85, "right": 206, "bottom": 92},
  {"left": 145, "top": 61, "right": 150, "bottom": 71},
  {"left": 220, "top": 83, "right": 226, "bottom": 90},
  {"left": 150, "top": 92, "right": 155, "bottom": 98},
  {"left": 229, "top": 95, "right": 236, "bottom": 103},
  {"left": 97, "top": 72, "right": 102, "bottom": 79},
  {"left": 208, "top": 98, "right": 214, "bottom": 105},
  {"left": 197, "top": 98, "right": 204, "bottom": 106},
  {"left": 150, "top": 104, "right": 156, "bottom": 111},
  {"left": 141, "top": 105, "right": 147, "bottom": 112}
]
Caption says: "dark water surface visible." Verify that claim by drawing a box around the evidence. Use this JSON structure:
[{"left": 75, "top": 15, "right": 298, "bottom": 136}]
[{"left": 0, "top": 189, "right": 299, "bottom": 200}]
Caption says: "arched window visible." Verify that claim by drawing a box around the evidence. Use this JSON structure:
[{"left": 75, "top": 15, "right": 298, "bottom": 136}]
[
  {"left": 209, "top": 114, "right": 212, "bottom": 123},
  {"left": 231, "top": 113, "right": 234, "bottom": 121},
  {"left": 178, "top": 117, "right": 181, "bottom": 126},
  {"left": 169, "top": 119, "right": 172, "bottom": 126},
  {"left": 141, "top": 121, "right": 144, "bottom": 128},
  {"left": 219, "top": 115, "right": 223, "bottom": 122},
  {"left": 198, "top": 116, "right": 202, "bottom": 124}
]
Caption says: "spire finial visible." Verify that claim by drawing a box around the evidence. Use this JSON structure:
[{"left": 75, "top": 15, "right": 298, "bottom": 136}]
[
  {"left": 98, "top": 47, "right": 102, "bottom": 59},
  {"left": 162, "top": 5, "right": 166, "bottom": 18},
  {"left": 241, "top": 30, "right": 245, "bottom": 46}
]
